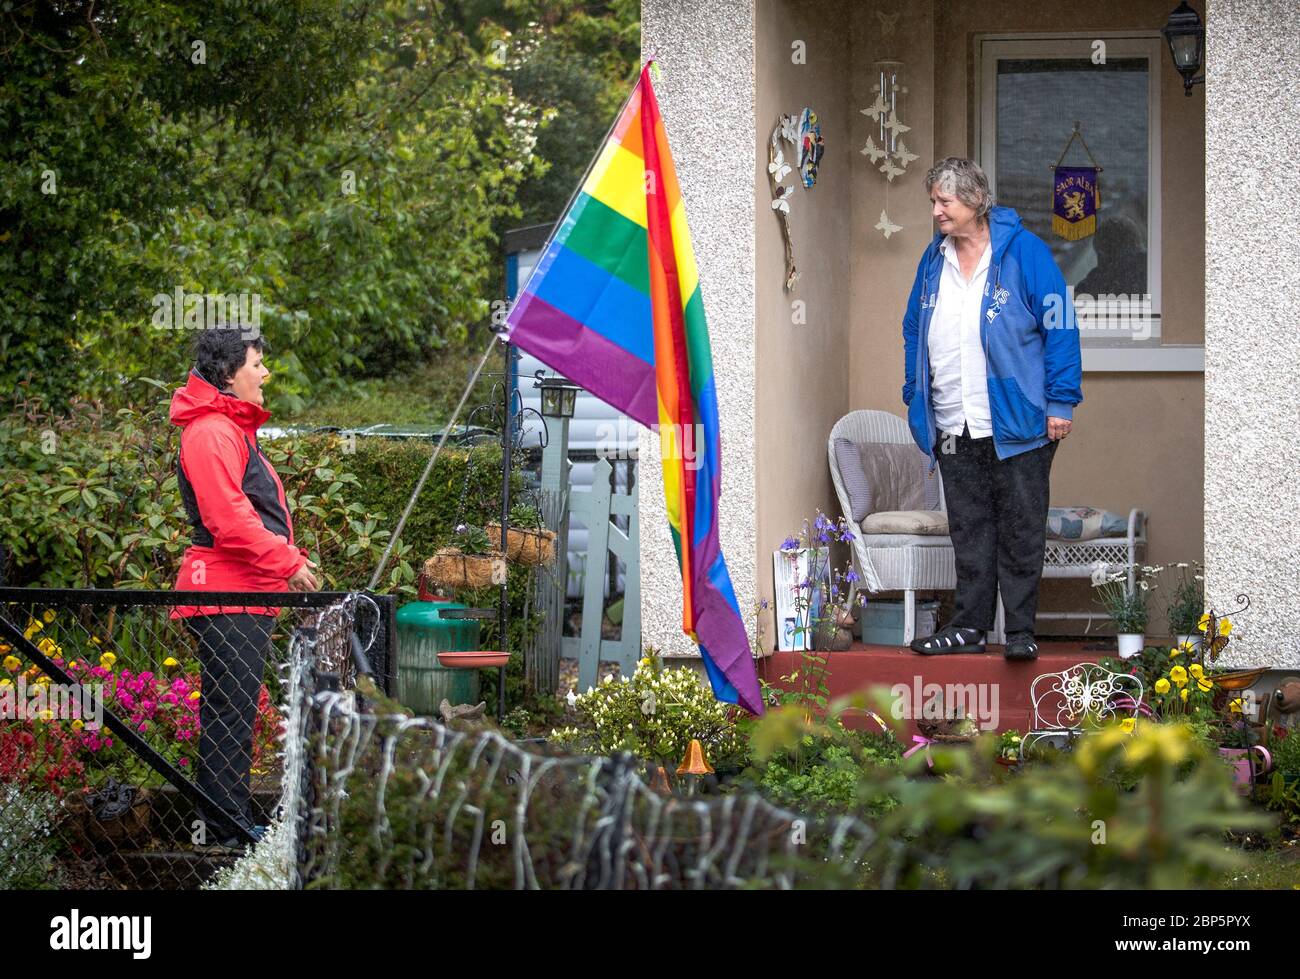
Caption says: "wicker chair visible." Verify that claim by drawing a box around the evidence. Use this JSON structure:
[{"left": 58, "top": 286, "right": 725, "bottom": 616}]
[{"left": 827, "top": 410, "right": 956, "bottom": 644}]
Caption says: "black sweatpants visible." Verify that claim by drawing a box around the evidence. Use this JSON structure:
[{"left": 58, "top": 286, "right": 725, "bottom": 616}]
[
  {"left": 186, "top": 613, "right": 276, "bottom": 836},
  {"left": 934, "top": 424, "right": 1058, "bottom": 636}
]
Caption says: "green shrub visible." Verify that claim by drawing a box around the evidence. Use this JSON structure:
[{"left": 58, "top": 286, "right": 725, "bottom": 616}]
[{"left": 550, "top": 655, "right": 746, "bottom": 771}]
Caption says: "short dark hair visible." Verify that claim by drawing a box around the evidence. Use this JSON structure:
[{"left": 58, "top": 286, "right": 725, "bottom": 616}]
[{"left": 192, "top": 325, "right": 265, "bottom": 389}]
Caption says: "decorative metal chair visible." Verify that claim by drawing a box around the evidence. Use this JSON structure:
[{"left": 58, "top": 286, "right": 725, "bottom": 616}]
[{"left": 1020, "top": 662, "right": 1148, "bottom": 759}]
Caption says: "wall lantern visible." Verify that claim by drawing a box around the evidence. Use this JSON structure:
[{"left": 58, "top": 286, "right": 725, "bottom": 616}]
[{"left": 1162, "top": 1, "right": 1205, "bottom": 96}]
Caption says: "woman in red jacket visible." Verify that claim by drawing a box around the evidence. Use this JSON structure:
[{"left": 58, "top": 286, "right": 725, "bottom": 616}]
[{"left": 171, "top": 326, "right": 319, "bottom": 847}]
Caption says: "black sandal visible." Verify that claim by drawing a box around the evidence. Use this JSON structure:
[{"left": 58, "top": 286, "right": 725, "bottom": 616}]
[
  {"left": 1004, "top": 632, "right": 1040, "bottom": 661},
  {"left": 909, "top": 625, "right": 986, "bottom": 655}
]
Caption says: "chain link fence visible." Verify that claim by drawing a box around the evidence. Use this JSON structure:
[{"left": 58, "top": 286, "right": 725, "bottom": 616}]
[{"left": 0, "top": 588, "right": 391, "bottom": 890}]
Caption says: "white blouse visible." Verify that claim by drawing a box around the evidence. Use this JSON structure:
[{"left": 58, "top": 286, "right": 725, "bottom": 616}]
[{"left": 927, "top": 234, "right": 993, "bottom": 439}]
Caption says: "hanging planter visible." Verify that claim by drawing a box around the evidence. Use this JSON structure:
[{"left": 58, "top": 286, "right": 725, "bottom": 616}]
[
  {"left": 423, "top": 548, "right": 503, "bottom": 590},
  {"left": 485, "top": 522, "right": 556, "bottom": 567}
]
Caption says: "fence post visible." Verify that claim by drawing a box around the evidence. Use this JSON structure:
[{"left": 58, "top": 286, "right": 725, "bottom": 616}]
[{"left": 577, "top": 458, "right": 613, "bottom": 693}]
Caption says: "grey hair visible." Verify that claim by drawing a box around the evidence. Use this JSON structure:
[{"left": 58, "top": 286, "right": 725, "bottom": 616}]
[{"left": 924, "top": 157, "right": 994, "bottom": 221}]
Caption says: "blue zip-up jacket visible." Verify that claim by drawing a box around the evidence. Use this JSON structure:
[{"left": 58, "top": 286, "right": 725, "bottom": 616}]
[{"left": 901, "top": 205, "right": 1082, "bottom": 471}]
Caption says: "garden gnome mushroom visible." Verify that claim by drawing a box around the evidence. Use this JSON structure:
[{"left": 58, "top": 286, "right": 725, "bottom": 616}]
[{"left": 676, "top": 739, "right": 715, "bottom": 777}]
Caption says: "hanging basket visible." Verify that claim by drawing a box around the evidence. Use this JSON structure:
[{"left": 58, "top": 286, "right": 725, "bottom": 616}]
[
  {"left": 485, "top": 523, "right": 557, "bottom": 567},
  {"left": 423, "top": 549, "right": 503, "bottom": 590}
]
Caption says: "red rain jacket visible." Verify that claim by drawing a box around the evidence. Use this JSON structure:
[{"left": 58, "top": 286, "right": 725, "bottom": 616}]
[{"left": 169, "top": 370, "right": 308, "bottom": 618}]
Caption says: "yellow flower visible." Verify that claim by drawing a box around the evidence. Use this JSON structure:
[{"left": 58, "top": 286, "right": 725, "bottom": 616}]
[
  {"left": 1198, "top": 612, "right": 1211, "bottom": 633},
  {"left": 1220, "top": 617, "right": 1233, "bottom": 636},
  {"left": 1180, "top": 688, "right": 1189, "bottom": 702},
  {"left": 1197, "top": 676, "right": 1213, "bottom": 692},
  {"left": 36, "top": 637, "right": 56, "bottom": 655},
  {"left": 1169, "top": 665, "right": 1188, "bottom": 687},
  {"left": 23, "top": 619, "right": 42, "bottom": 640},
  {"left": 2, "top": 655, "right": 20, "bottom": 673},
  {"left": 0, "top": 679, "right": 12, "bottom": 690},
  {"left": 163, "top": 657, "right": 180, "bottom": 669},
  {"left": 71, "top": 719, "right": 84, "bottom": 732},
  {"left": 1154, "top": 677, "right": 1171, "bottom": 695},
  {"left": 1120, "top": 717, "right": 1136, "bottom": 733},
  {"left": 1188, "top": 663, "right": 1204, "bottom": 679},
  {"left": 1169, "top": 646, "right": 1183, "bottom": 659},
  {"left": 1229, "top": 697, "right": 1245, "bottom": 714},
  {"left": 1179, "top": 640, "right": 1195, "bottom": 654},
  {"left": 99, "top": 652, "right": 117, "bottom": 668},
  {"left": 188, "top": 690, "right": 201, "bottom": 701},
  {"left": 91, "top": 636, "right": 102, "bottom": 645},
  {"left": 34, "top": 675, "right": 50, "bottom": 686},
  {"left": 36, "top": 709, "right": 53, "bottom": 722},
  {"left": 42, "top": 609, "right": 56, "bottom": 623},
  {"left": 0, "top": 644, "right": 9, "bottom": 655}
]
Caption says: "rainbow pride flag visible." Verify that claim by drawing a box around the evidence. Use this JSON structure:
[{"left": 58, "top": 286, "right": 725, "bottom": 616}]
[{"left": 506, "top": 63, "right": 762, "bottom": 715}]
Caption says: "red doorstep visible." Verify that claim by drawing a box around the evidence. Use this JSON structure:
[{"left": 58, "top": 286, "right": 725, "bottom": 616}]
[{"left": 758, "top": 641, "right": 1104, "bottom": 742}]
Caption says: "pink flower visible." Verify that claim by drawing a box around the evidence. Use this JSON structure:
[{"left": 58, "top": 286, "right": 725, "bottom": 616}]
[{"left": 178, "top": 757, "right": 189, "bottom": 767}]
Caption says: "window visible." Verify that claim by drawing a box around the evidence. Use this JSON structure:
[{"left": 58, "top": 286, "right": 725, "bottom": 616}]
[{"left": 977, "top": 35, "right": 1162, "bottom": 348}]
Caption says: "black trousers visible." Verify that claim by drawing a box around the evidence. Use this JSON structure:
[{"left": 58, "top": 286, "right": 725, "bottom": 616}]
[
  {"left": 934, "top": 424, "right": 1058, "bottom": 636},
  {"left": 186, "top": 613, "right": 276, "bottom": 836}
]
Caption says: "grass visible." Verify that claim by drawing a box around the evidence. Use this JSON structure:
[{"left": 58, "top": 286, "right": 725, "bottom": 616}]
[
  {"left": 1216, "top": 842, "right": 1300, "bottom": 888},
  {"left": 278, "top": 341, "right": 500, "bottom": 430}
]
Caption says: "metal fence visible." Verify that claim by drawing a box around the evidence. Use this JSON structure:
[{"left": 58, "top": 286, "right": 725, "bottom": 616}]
[
  {"left": 294, "top": 688, "right": 877, "bottom": 890},
  {"left": 0, "top": 588, "right": 392, "bottom": 890}
]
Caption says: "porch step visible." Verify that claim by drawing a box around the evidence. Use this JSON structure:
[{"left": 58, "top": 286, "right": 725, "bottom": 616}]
[{"left": 759, "top": 641, "right": 1102, "bottom": 740}]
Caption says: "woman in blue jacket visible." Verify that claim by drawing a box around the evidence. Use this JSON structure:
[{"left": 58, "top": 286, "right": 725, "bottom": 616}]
[{"left": 902, "top": 158, "right": 1082, "bottom": 660}]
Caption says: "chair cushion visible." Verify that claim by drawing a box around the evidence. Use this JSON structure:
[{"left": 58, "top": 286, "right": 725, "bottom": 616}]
[
  {"left": 859, "top": 442, "right": 935, "bottom": 513},
  {"left": 861, "top": 510, "right": 950, "bottom": 535},
  {"left": 1045, "top": 506, "right": 1130, "bottom": 541},
  {"left": 833, "top": 438, "right": 873, "bottom": 522}
]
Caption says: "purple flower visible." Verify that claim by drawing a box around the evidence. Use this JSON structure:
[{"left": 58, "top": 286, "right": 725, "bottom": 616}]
[
  {"left": 845, "top": 569, "right": 860, "bottom": 583},
  {"left": 817, "top": 532, "right": 830, "bottom": 544},
  {"left": 781, "top": 536, "right": 800, "bottom": 551}
]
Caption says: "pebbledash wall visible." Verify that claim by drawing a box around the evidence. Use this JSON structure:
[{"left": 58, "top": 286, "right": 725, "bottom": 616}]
[
  {"left": 1203, "top": 0, "right": 1300, "bottom": 670},
  {"left": 641, "top": 0, "right": 1299, "bottom": 670}
]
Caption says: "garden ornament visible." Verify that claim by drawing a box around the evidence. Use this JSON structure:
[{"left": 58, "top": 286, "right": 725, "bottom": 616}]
[{"left": 676, "top": 739, "right": 714, "bottom": 777}]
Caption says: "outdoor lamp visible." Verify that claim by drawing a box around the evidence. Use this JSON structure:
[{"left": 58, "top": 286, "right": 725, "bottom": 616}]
[
  {"left": 1162, "top": 1, "right": 1205, "bottom": 96},
  {"left": 539, "top": 378, "right": 580, "bottom": 418}
]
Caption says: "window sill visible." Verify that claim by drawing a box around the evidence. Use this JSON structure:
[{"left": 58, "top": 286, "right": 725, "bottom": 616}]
[{"left": 1081, "top": 345, "right": 1204, "bottom": 372}]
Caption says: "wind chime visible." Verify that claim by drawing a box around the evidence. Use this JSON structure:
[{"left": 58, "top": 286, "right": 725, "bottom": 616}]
[{"left": 861, "top": 51, "right": 917, "bottom": 241}]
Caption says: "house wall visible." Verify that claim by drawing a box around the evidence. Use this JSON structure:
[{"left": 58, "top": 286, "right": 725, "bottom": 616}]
[
  {"left": 752, "top": 2, "right": 855, "bottom": 645},
  {"left": 642, "top": 0, "right": 1258, "bottom": 663},
  {"left": 640, "top": 1, "right": 760, "bottom": 659},
  {"left": 1204, "top": 0, "right": 1300, "bottom": 670}
]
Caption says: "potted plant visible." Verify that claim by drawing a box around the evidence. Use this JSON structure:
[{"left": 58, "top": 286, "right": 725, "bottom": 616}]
[
  {"left": 1092, "top": 564, "right": 1158, "bottom": 658},
  {"left": 1215, "top": 718, "right": 1272, "bottom": 794},
  {"left": 1269, "top": 724, "right": 1300, "bottom": 783},
  {"left": 1164, "top": 561, "right": 1204, "bottom": 650},
  {"left": 424, "top": 524, "right": 504, "bottom": 589},
  {"left": 780, "top": 511, "right": 861, "bottom": 652},
  {"left": 486, "top": 503, "right": 556, "bottom": 567}
]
